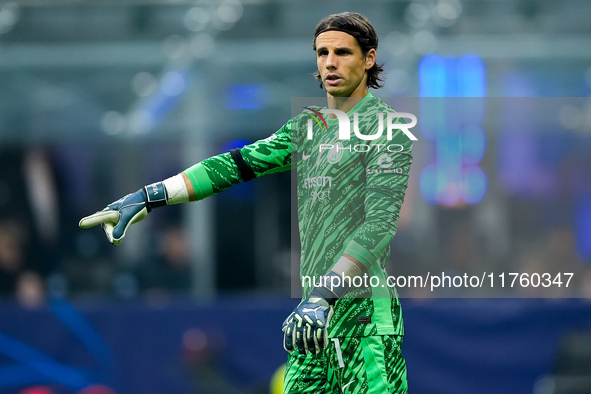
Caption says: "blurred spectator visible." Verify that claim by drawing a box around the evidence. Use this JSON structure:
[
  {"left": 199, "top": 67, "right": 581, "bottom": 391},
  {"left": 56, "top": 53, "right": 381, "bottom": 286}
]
[
  {"left": 183, "top": 327, "right": 248, "bottom": 394},
  {"left": 134, "top": 225, "right": 192, "bottom": 296},
  {"left": 515, "top": 227, "right": 583, "bottom": 297},
  {"left": 443, "top": 214, "right": 483, "bottom": 276},
  {"left": 0, "top": 146, "right": 60, "bottom": 303},
  {"left": 16, "top": 271, "right": 46, "bottom": 308},
  {"left": 0, "top": 220, "right": 27, "bottom": 297},
  {"left": 579, "top": 266, "right": 591, "bottom": 300},
  {"left": 0, "top": 220, "right": 45, "bottom": 306}
]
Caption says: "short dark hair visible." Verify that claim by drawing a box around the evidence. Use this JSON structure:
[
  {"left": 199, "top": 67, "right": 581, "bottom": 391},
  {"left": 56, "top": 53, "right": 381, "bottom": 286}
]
[{"left": 313, "top": 12, "right": 385, "bottom": 90}]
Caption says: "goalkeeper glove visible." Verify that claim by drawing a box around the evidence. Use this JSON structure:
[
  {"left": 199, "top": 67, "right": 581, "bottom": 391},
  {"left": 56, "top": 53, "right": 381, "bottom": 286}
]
[
  {"left": 282, "top": 256, "right": 365, "bottom": 355},
  {"left": 282, "top": 286, "right": 336, "bottom": 356},
  {"left": 79, "top": 182, "right": 168, "bottom": 245}
]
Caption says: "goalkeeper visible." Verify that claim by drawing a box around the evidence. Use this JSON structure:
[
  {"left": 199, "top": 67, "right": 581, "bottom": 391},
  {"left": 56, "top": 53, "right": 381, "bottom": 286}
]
[{"left": 80, "top": 12, "right": 412, "bottom": 394}]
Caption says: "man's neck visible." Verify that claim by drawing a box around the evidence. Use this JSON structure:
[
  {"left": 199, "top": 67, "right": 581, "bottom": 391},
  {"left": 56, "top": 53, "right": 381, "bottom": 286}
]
[
  {"left": 327, "top": 87, "right": 369, "bottom": 114},
  {"left": 327, "top": 95, "right": 363, "bottom": 113}
]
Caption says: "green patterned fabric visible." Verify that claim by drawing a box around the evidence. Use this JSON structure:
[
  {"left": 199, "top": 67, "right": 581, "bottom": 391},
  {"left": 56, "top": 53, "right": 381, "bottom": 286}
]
[
  {"left": 283, "top": 335, "right": 408, "bottom": 393},
  {"left": 185, "top": 95, "right": 413, "bottom": 338}
]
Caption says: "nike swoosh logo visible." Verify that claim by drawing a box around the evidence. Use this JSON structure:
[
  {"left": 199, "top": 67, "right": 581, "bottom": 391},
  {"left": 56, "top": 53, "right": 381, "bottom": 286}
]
[
  {"left": 301, "top": 307, "right": 318, "bottom": 313},
  {"left": 302, "top": 152, "right": 311, "bottom": 161},
  {"left": 342, "top": 380, "right": 355, "bottom": 392}
]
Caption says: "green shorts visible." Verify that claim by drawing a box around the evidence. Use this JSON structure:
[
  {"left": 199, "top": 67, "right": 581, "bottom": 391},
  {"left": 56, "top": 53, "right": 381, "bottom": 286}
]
[{"left": 283, "top": 335, "right": 407, "bottom": 394}]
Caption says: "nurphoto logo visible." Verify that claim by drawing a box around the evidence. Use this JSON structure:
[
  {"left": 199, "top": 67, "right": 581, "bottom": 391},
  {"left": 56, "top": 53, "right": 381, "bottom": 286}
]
[{"left": 305, "top": 108, "right": 418, "bottom": 141}]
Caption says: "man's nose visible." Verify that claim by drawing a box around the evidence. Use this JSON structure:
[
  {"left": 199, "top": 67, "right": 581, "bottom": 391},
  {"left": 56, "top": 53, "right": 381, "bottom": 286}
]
[{"left": 325, "top": 52, "right": 337, "bottom": 69}]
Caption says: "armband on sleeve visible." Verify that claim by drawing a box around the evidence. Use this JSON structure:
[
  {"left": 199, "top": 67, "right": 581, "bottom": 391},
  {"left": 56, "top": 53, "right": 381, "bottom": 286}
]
[{"left": 230, "top": 148, "right": 256, "bottom": 182}]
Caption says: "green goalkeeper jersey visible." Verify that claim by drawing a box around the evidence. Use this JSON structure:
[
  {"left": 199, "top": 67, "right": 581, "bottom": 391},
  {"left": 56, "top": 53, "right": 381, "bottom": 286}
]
[{"left": 197, "top": 94, "right": 413, "bottom": 338}]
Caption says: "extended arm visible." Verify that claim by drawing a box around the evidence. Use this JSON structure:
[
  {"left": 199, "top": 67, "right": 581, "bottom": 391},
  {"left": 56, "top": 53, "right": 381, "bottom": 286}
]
[{"left": 79, "top": 123, "right": 292, "bottom": 245}]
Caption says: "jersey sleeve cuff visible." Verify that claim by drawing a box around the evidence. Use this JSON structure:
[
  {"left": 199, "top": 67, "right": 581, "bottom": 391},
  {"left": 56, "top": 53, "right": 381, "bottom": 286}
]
[{"left": 183, "top": 163, "right": 214, "bottom": 201}]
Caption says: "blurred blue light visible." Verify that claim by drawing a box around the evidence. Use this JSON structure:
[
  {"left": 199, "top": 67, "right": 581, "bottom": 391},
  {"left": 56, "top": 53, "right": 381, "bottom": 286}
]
[
  {"left": 146, "top": 93, "right": 179, "bottom": 122},
  {"left": 437, "top": 129, "right": 462, "bottom": 175},
  {"left": 221, "top": 139, "right": 252, "bottom": 152},
  {"left": 575, "top": 195, "right": 591, "bottom": 261},
  {"left": 141, "top": 69, "right": 189, "bottom": 127},
  {"left": 461, "top": 126, "right": 486, "bottom": 164},
  {"left": 418, "top": 164, "right": 439, "bottom": 205},
  {"left": 417, "top": 100, "right": 445, "bottom": 142},
  {"left": 419, "top": 54, "right": 447, "bottom": 141},
  {"left": 496, "top": 130, "right": 537, "bottom": 195},
  {"left": 462, "top": 166, "right": 488, "bottom": 204},
  {"left": 418, "top": 54, "right": 487, "bottom": 206},
  {"left": 161, "top": 71, "right": 187, "bottom": 97},
  {"left": 445, "top": 58, "right": 459, "bottom": 97},
  {"left": 458, "top": 55, "right": 486, "bottom": 123},
  {"left": 457, "top": 54, "right": 486, "bottom": 97},
  {"left": 419, "top": 55, "right": 447, "bottom": 97},
  {"left": 226, "top": 84, "right": 266, "bottom": 110}
]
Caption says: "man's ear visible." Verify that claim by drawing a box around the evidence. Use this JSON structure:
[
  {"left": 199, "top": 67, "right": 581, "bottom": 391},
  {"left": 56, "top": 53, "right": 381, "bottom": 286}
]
[{"left": 365, "top": 48, "right": 376, "bottom": 70}]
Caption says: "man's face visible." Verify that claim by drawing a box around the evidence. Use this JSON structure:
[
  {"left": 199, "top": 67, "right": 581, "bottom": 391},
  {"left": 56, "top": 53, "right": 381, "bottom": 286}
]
[{"left": 315, "top": 30, "right": 376, "bottom": 98}]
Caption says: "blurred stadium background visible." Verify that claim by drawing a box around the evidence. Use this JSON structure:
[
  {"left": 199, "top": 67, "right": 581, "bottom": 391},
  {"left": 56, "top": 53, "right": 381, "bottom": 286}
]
[{"left": 1, "top": 0, "right": 591, "bottom": 393}]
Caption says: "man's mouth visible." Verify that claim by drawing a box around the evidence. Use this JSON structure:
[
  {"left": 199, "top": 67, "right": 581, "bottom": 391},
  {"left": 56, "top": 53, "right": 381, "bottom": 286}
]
[{"left": 325, "top": 73, "right": 343, "bottom": 86}]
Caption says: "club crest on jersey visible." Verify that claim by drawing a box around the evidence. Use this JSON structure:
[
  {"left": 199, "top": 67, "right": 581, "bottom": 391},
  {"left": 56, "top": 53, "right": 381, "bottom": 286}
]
[{"left": 326, "top": 142, "right": 344, "bottom": 164}]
